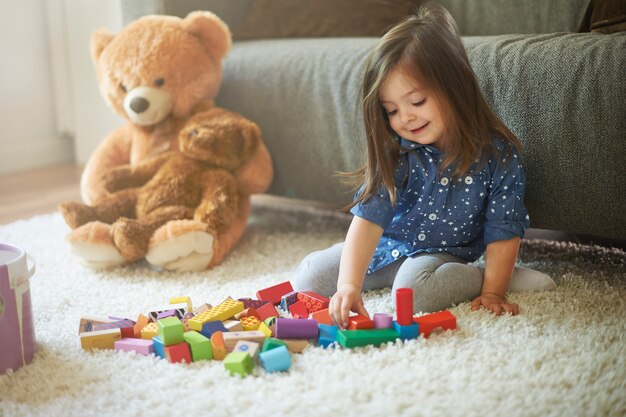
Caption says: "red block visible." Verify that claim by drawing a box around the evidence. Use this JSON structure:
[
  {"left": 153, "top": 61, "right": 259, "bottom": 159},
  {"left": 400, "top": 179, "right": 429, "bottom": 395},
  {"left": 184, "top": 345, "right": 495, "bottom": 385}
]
[
  {"left": 347, "top": 314, "right": 374, "bottom": 330},
  {"left": 237, "top": 308, "right": 261, "bottom": 320},
  {"left": 288, "top": 301, "right": 309, "bottom": 319},
  {"left": 256, "top": 302, "right": 279, "bottom": 322},
  {"left": 165, "top": 342, "right": 192, "bottom": 363},
  {"left": 296, "top": 291, "right": 330, "bottom": 313},
  {"left": 256, "top": 281, "right": 294, "bottom": 305},
  {"left": 310, "top": 308, "right": 333, "bottom": 326},
  {"left": 395, "top": 288, "right": 414, "bottom": 325},
  {"left": 413, "top": 310, "right": 457, "bottom": 338}
]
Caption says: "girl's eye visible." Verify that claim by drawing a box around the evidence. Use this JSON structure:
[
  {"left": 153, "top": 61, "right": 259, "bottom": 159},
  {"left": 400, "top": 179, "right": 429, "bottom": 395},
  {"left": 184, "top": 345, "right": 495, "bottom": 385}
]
[
  {"left": 119, "top": 83, "right": 127, "bottom": 93},
  {"left": 387, "top": 109, "right": 397, "bottom": 116},
  {"left": 155, "top": 78, "right": 165, "bottom": 87},
  {"left": 412, "top": 99, "right": 426, "bottom": 106}
]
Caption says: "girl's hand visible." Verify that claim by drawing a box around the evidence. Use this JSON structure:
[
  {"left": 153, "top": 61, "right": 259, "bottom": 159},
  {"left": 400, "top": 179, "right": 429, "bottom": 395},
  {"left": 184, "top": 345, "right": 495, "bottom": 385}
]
[
  {"left": 329, "top": 283, "right": 369, "bottom": 329},
  {"left": 471, "top": 293, "right": 519, "bottom": 316}
]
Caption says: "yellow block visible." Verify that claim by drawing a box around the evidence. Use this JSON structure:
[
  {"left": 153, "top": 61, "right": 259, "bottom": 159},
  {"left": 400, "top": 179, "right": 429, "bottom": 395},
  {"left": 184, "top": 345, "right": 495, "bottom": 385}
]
[
  {"left": 141, "top": 322, "right": 159, "bottom": 340},
  {"left": 188, "top": 299, "right": 244, "bottom": 331},
  {"left": 257, "top": 321, "right": 272, "bottom": 338},
  {"left": 80, "top": 329, "right": 121, "bottom": 350},
  {"left": 170, "top": 296, "right": 192, "bottom": 313},
  {"left": 241, "top": 316, "right": 261, "bottom": 331}
]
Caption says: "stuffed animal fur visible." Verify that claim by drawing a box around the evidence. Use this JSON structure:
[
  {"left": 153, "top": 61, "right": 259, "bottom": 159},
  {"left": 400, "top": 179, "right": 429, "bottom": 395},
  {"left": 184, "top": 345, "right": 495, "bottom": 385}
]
[{"left": 59, "top": 12, "right": 273, "bottom": 271}]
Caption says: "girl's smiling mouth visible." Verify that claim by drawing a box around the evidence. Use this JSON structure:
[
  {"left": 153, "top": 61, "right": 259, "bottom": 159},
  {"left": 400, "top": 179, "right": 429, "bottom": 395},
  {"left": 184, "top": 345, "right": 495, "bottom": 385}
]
[{"left": 410, "top": 122, "right": 429, "bottom": 134}]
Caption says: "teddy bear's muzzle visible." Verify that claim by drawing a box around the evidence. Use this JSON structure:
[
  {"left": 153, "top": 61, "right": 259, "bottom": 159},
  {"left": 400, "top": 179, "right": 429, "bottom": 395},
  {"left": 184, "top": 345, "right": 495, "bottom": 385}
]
[{"left": 123, "top": 86, "right": 173, "bottom": 127}]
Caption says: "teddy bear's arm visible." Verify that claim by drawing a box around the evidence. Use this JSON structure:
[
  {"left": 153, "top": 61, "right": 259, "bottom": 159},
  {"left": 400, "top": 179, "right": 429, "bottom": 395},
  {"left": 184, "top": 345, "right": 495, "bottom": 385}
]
[
  {"left": 81, "top": 126, "right": 134, "bottom": 205},
  {"left": 235, "top": 139, "right": 274, "bottom": 195},
  {"left": 101, "top": 151, "right": 176, "bottom": 193}
]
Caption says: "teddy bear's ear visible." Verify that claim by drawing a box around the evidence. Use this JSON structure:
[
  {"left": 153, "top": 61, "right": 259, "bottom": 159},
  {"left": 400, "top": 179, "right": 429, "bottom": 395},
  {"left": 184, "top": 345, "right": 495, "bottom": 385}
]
[
  {"left": 181, "top": 11, "right": 232, "bottom": 62},
  {"left": 90, "top": 29, "right": 115, "bottom": 65}
]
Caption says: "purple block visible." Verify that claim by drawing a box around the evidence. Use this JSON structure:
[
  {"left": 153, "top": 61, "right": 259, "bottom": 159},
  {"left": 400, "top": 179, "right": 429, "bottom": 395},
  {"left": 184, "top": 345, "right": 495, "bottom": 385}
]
[
  {"left": 280, "top": 291, "right": 299, "bottom": 311},
  {"left": 156, "top": 309, "right": 177, "bottom": 320},
  {"left": 373, "top": 313, "right": 393, "bottom": 329},
  {"left": 238, "top": 298, "right": 268, "bottom": 309},
  {"left": 114, "top": 338, "right": 154, "bottom": 356},
  {"left": 274, "top": 318, "right": 318, "bottom": 339}
]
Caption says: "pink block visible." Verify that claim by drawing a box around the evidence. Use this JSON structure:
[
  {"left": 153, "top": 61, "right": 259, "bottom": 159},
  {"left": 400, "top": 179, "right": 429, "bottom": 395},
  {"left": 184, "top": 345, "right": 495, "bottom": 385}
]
[
  {"left": 114, "top": 338, "right": 154, "bottom": 356},
  {"left": 373, "top": 313, "right": 393, "bottom": 329}
]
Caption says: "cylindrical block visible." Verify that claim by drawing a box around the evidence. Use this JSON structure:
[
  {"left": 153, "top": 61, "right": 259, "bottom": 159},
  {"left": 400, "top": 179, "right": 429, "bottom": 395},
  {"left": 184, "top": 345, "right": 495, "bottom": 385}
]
[
  {"left": 259, "top": 345, "right": 291, "bottom": 373},
  {"left": 396, "top": 288, "right": 414, "bottom": 325},
  {"left": 373, "top": 313, "right": 393, "bottom": 329},
  {"left": 274, "top": 318, "right": 318, "bottom": 339}
]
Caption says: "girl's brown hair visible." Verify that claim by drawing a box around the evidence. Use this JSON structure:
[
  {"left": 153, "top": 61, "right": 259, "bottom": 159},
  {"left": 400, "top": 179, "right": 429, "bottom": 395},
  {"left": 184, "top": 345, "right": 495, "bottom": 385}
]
[{"left": 346, "top": 2, "right": 521, "bottom": 210}]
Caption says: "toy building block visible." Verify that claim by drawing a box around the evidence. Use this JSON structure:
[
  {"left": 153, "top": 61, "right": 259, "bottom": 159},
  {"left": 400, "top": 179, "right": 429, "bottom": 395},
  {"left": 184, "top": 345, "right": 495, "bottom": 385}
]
[
  {"left": 256, "top": 281, "right": 294, "bottom": 305},
  {"left": 233, "top": 341, "right": 260, "bottom": 359},
  {"left": 152, "top": 336, "right": 166, "bottom": 358},
  {"left": 262, "top": 337, "right": 288, "bottom": 352},
  {"left": 157, "top": 317, "right": 184, "bottom": 346},
  {"left": 257, "top": 321, "right": 273, "bottom": 338},
  {"left": 264, "top": 316, "right": 278, "bottom": 328},
  {"left": 373, "top": 313, "right": 393, "bottom": 329},
  {"left": 211, "top": 331, "right": 227, "bottom": 360},
  {"left": 114, "top": 338, "right": 154, "bottom": 356},
  {"left": 392, "top": 321, "right": 419, "bottom": 341},
  {"left": 192, "top": 303, "right": 212, "bottom": 315},
  {"left": 224, "top": 352, "right": 254, "bottom": 377},
  {"left": 238, "top": 298, "right": 269, "bottom": 310},
  {"left": 281, "top": 339, "right": 310, "bottom": 353},
  {"left": 180, "top": 312, "right": 196, "bottom": 332},
  {"left": 347, "top": 315, "right": 374, "bottom": 330},
  {"left": 200, "top": 320, "right": 229, "bottom": 339},
  {"left": 93, "top": 318, "right": 136, "bottom": 338},
  {"left": 223, "top": 331, "right": 266, "bottom": 352},
  {"left": 274, "top": 318, "right": 318, "bottom": 339},
  {"left": 156, "top": 309, "right": 176, "bottom": 320},
  {"left": 188, "top": 299, "right": 244, "bottom": 331},
  {"left": 235, "top": 308, "right": 261, "bottom": 321},
  {"left": 146, "top": 303, "right": 188, "bottom": 322},
  {"left": 288, "top": 301, "right": 309, "bottom": 319},
  {"left": 280, "top": 291, "right": 300, "bottom": 311},
  {"left": 318, "top": 324, "right": 339, "bottom": 348},
  {"left": 336, "top": 328, "right": 399, "bottom": 348},
  {"left": 133, "top": 314, "right": 151, "bottom": 338},
  {"left": 170, "top": 296, "right": 192, "bottom": 313},
  {"left": 413, "top": 310, "right": 457, "bottom": 338},
  {"left": 241, "top": 316, "right": 261, "bottom": 331},
  {"left": 78, "top": 315, "right": 115, "bottom": 334},
  {"left": 396, "top": 288, "right": 414, "bottom": 326},
  {"left": 256, "top": 302, "right": 279, "bottom": 322},
  {"left": 141, "top": 322, "right": 159, "bottom": 340},
  {"left": 183, "top": 331, "right": 212, "bottom": 362},
  {"left": 164, "top": 342, "right": 192, "bottom": 364},
  {"left": 310, "top": 308, "right": 333, "bottom": 326},
  {"left": 223, "top": 320, "right": 243, "bottom": 332},
  {"left": 259, "top": 345, "right": 291, "bottom": 373},
  {"left": 80, "top": 328, "right": 122, "bottom": 350},
  {"left": 296, "top": 291, "right": 330, "bottom": 313}
]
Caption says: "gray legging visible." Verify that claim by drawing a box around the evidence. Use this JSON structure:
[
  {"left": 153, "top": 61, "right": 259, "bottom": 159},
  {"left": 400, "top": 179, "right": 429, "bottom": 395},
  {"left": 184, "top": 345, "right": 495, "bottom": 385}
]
[{"left": 293, "top": 242, "right": 556, "bottom": 313}]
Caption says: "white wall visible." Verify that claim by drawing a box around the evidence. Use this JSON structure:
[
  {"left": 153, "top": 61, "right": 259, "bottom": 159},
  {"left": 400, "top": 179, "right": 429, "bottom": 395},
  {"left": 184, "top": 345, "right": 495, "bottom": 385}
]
[{"left": 0, "top": 0, "right": 73, "bottom": 174}]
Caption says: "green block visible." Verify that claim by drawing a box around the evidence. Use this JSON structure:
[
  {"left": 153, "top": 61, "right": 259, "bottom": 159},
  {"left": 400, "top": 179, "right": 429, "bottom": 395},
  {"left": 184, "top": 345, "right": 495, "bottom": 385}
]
[
  {"left": 183, "top": 331, "right": 212, "bottom": 361},
  {"left": 224, "top": 352, "right": 254, "bottom": 377},
  {"left": 262, "top": 337, "right": 287, "bottom": 352},
  {"left": 337, "top": 328, "right": 399, "bottom": 348},
  {"left": 157, "top": 317, "right": 184, "bottom": 346}
]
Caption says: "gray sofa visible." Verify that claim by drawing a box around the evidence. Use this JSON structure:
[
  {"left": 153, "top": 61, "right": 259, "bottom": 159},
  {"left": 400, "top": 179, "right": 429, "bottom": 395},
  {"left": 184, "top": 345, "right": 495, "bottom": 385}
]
[{"left": 122, "top": 0, "right": 626, "bottom": 241}]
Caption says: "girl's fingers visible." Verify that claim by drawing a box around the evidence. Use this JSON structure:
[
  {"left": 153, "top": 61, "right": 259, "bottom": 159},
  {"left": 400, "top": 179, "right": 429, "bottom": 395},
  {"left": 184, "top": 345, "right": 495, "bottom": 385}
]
[
  {"left": 470, "top": 297, "right": 481, "bottom": 311},
  {"left": 354, "top": 299, "right": 370, "bottom": 318},
  {"left": 340, "top": 297, "right": 352, "bottom": 329},
  {"left": 501, "top": 303, "right": 514, "bottom": 315}
]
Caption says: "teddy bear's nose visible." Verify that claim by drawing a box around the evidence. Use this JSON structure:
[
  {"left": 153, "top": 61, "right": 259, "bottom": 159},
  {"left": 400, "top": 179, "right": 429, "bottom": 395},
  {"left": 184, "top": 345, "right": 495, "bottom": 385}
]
[{"left": 129, "top": 97, "right": 150, "bottom": 114}]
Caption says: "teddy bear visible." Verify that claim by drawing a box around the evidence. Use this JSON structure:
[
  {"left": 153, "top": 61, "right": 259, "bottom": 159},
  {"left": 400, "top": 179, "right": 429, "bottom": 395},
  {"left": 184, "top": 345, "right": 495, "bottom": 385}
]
[{"left": 59, "top": 11, "right": 273, "bottom": 271}]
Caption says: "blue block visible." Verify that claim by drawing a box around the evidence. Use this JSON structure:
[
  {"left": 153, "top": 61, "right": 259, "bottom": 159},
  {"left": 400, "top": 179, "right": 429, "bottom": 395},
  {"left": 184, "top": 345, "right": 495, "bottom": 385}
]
[
  {"left": 393, "top": 321, "right": 419, "bottom": 341},
  {"left": 200, "top": 320, "right": 228, "bottom": 338},
  {"left": 318, "top": 323, "right": 339, "bottom": 348},
  {"left": 152, "top": 336, "right": 165, "bottom": 358},
  {"left": 259, "top": 346, "right": 291, "bottom": 373}
]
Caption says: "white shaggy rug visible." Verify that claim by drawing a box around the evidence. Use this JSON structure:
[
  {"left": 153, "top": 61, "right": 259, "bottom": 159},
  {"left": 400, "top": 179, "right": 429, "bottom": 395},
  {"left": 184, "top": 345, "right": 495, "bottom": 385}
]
[{"left": 0, "top": 201, "right": 624, "bottom": 417}]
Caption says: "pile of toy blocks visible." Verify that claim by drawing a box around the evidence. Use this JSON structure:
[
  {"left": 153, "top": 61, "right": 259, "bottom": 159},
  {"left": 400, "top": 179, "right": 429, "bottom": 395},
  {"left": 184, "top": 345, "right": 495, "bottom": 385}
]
[{"left": 79, "top": 281, "right": 456, "bottom": 377}]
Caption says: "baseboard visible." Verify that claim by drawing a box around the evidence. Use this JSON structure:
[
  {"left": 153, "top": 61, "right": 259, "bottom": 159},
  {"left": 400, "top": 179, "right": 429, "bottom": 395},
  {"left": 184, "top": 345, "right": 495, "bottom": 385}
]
[{"left": 0, "top": 135, "right": 74, "bottom": 175}]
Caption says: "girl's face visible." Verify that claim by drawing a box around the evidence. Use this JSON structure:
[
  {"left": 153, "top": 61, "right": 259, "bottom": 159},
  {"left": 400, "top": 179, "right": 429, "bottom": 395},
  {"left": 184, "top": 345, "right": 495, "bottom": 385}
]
[{"left": 379, "top": 67, "right": 445, "bottom": 148}]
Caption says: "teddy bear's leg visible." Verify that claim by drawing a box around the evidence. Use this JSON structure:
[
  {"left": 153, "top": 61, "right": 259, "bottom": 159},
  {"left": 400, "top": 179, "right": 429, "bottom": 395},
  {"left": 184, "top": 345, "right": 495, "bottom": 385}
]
[
  {"left": 194, "top": 170, "right": 238, "bottom": 232},
  {"left": 145, "top": 220, "right": 217, "bottom": 272},
  {"left": 59, "top": 189, "right": 137, "bottom": 228},
  {"left": 208, "top": 196, "right": 252, "bottom": 268},
  {"left": 65, "top": 221, "right": 126, "bottom": 269}
]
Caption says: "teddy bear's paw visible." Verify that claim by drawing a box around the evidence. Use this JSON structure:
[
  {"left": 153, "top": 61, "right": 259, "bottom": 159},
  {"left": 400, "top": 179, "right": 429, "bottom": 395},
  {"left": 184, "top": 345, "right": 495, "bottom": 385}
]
[
  {"left": 59, "top": 202, "right": 100, "bottom": 229},
  {"left": 146, "top": 220, "right": 215, "bottom": 272},
  {"left": 66, "top": 221, "right": 126, "bottom": 269}
]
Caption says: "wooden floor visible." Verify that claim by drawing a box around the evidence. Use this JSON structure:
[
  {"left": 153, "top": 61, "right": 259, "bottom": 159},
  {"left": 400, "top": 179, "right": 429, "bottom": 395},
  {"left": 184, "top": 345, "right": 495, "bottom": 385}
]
[{"left": 0, "top": 164, "right": 83, "bottom": 225}]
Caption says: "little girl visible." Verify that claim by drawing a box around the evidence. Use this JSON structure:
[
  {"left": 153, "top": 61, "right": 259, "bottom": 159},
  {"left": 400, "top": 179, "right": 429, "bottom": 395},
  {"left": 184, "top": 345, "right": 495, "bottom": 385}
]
[{"left": 292, "top": 3, "right": 555, "bottom": 329}]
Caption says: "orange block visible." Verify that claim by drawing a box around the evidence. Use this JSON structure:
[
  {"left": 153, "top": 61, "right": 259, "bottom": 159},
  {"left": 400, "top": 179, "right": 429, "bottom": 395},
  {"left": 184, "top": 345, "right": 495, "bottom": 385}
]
[
  {"left": 211, "top": 331, "right": 227, "bottom": 360},
  {"left": 310, "top": 308, "right": 333, "bottom": 325},
  {"left": 241, "top": 316, "right": 261, "bottom": 331},
  {"left": 347, "top": 314, "right": 374, "bottom": 330},
  {"left": 413, "top": 310, "right": 457, "bottom": 338},
  {"left": 133, "top": 314, "right": 150, "bottom": 338}
]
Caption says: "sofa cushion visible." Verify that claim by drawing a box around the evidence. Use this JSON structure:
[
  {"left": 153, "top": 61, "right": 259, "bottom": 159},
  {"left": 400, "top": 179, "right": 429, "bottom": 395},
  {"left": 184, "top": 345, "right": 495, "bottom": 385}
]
[
  {"left": 578, "top": 0, "right": 626, "bottom": 33},
  {"left": 233, "top": 0, "right": 419, "bottom": 39}
]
